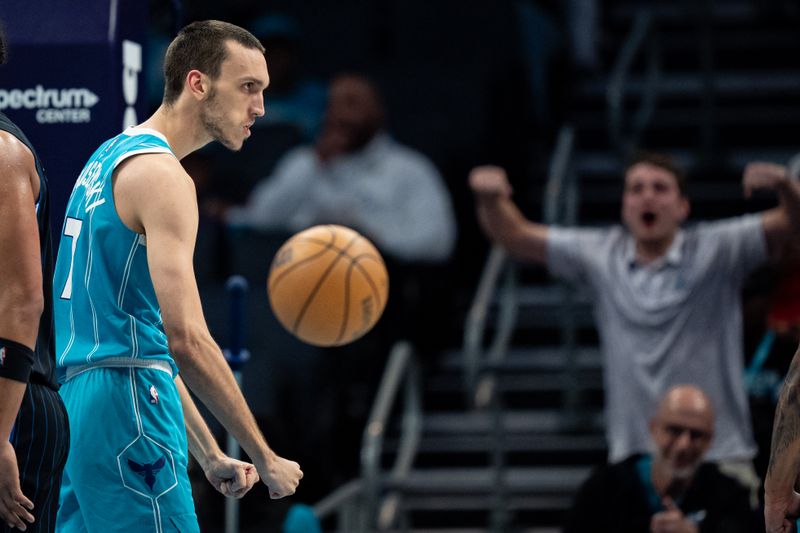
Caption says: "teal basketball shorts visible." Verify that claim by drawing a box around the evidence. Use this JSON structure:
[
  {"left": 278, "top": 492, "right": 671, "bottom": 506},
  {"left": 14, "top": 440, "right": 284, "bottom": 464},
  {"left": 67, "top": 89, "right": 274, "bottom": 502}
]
[{"left": 57, "top": 364, "right": 199, "bottom": 533}]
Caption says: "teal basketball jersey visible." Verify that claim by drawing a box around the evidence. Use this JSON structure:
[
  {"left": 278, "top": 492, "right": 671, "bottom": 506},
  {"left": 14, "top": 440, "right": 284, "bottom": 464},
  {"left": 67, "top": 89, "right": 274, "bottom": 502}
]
[{"left": 54, "top": 128, "right": 178, "bottom": 380}]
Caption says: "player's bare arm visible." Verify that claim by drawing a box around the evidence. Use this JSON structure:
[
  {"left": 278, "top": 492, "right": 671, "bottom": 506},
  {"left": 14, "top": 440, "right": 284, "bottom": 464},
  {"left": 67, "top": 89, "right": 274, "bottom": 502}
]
[
  {"left": 743, "top": 162, "right": 800, "bottom": 259},
  {"left": 175, "top": 376, "right": 259, "bottom": 498},
  {"left": 765, "top": 346, "right": 800, "bottom": 533},
  {"left": 113, "top": 153, "right": 302, "bottom": 498},
  {"left": 469, "top": 165, "right": 550, "bottom": 264},
  {"left": 0, "top": 131, "right": 39, "bottom": 530}
]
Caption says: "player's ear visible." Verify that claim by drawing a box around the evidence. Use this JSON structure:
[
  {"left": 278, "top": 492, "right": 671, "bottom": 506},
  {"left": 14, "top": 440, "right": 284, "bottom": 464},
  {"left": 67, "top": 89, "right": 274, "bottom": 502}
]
[
  {"left": 679, "top": 197, "right": 690, "bottom": 222},
  {"left": 185, "top": 70, "right": 210, "bottom": 101}
]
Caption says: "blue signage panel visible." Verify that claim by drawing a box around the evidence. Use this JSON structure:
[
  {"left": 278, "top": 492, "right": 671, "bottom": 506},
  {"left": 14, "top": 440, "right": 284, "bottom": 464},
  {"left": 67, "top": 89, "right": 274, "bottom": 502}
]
[{"left": 0, "top": 0, "right": 148, "bottom": 238}]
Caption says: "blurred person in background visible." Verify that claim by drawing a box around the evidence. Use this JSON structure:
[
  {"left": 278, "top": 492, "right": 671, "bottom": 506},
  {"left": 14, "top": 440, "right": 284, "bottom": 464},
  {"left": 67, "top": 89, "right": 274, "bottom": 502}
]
[
  {"left": 564, "top": 385, "right": 757, "bottom": 533},
  {"left": 470, "top": 152, "right": 800, "bottom": 506},
  {"left": 225, "top": 72, "right": 456, "bottom": 265}
]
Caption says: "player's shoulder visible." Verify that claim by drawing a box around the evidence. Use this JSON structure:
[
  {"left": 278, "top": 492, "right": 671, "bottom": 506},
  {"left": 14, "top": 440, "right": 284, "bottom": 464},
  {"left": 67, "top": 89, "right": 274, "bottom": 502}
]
[
  {"left": 0, "top": 130, "right": 38, "bottom": 197},
  {"left": 120, "top": 150, "right": 184, "bottom": 174},
  {"left": 0, "top": 129, "right": 35, "bottom": 174},
  {"left": 115, "top": 152, "right": 194, "bottom": 199},
  {"left": 117, "top": 151, "right": 187, "bottom": 180}
]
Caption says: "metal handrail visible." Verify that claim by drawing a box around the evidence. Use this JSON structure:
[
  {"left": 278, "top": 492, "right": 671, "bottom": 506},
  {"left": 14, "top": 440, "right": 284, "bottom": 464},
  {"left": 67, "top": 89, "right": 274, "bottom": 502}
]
[
  {"left": 361, "top": 340, "right": 422, "bottom": 532},
  {"left": 544, "top": 125, "right": 576, "bottom": 225},
  {"left": 473, "top": 265, "right": 517, "bottom": 409},
  {"left": 313, "top": 478, "right": 363, "bottom": 532},
  {"left": 464, "top": 123, "right": 576, "bottom": 407},
  {"left": 312, "top": 341, "right": 421, "bottom": 533},
  {"left": 607, "top": 8, "right": 660, "bottom": 155},
  {"left": 463, "top": 245, "right": 508, "bottom": 400}
]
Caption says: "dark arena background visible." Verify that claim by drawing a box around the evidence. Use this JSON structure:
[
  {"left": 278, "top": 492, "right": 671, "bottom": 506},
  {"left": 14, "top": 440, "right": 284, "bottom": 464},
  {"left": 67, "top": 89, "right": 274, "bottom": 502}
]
[{"left": 1, "top": 1, "right": 799, "bottom": 531}]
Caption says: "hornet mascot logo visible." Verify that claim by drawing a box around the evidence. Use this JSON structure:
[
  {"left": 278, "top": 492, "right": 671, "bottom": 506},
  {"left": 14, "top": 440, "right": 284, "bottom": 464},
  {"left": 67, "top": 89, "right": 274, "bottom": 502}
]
[{"left": 127, "top": 456, "right": 167, "bottom": 491}]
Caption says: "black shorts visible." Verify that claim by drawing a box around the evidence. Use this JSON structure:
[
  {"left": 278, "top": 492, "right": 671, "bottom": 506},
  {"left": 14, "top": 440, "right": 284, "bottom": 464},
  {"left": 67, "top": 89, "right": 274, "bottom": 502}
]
[{"left": 4, "top": 382, "right": 69, "bottom": 533}]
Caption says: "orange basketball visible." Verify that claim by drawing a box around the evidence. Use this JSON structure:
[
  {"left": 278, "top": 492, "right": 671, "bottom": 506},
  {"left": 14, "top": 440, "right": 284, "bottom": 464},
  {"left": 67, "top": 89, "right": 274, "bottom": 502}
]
[{"left": 267, "top": 225, "right": 389, "bottom": 347}]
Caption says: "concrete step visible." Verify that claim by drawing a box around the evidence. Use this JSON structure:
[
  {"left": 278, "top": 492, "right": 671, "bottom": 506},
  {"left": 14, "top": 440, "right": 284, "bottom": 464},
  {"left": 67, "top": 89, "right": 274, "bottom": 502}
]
[
  {"left": 426, "top": 373, "right": 603, "bottom": 397},
  {"left": 399, "top": 492, "right": 572, "bottom": 512},
  {"left": 572, "top": 104, "right": 800, "bottom": 132},
  {"left": 416, "top": 410, "right": 605, "bottom": 436},
  {"left": 386, "top": 466, "right": 592, "bottom": 500},
  {"left": 440, "top": 347, "right": 603, "bottom": 373},
  {"left": 388, "top": 431, "right": 607, "bottom": 456},
  {"left": 577, "top": 71, "right": 800, "bottom": 101}
]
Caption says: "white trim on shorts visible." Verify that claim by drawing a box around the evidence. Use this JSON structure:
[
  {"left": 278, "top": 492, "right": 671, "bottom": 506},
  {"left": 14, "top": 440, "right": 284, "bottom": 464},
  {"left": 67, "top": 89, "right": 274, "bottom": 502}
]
[{"left": 64, "top": 358, "right": 173, "bottom": 381}]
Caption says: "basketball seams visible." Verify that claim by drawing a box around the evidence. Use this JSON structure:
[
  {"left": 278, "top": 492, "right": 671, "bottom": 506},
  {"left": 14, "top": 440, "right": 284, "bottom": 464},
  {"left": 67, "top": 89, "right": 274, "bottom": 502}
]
[
  {"left": 268, "top": 245, "right": 334, "bottom": 293},
  {"left": 291, "top": 237, "right": 358, "bottom": 256},
  {"left": 291, "top": 226, "right": 374, "bottom": 257},
  {"left": 268, "top": 225, "right": 338, "bottom": 291},
  {"left": 291, "top": 252, "right": 344, "bottom": 333},
  {"left": 334, "top": 255, "right": 384, "bottom": 345},
  {"left": 292, "top": 233, "right": 361, "bottom": 335},
  {"left": 337, "top": 254, "right": 386, "bottom": 345},
  {"left": 349, "top": 255, "right": 386, "bottom": 310},
  {"left": 335, "top": 242, "right": 382, "bottom": 339},
  {"left": 268, "top": 225, "right": 388, "bottom": 346},
  {"left": 335, "top": 262, "right": 355, "bottom": 344}
]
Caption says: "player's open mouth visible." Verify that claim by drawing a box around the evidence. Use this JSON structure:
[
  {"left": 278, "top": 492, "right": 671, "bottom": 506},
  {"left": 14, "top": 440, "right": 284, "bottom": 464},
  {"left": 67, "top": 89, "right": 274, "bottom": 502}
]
[{"left": 642, "top": 212, "right": 656, "bottom": 227}]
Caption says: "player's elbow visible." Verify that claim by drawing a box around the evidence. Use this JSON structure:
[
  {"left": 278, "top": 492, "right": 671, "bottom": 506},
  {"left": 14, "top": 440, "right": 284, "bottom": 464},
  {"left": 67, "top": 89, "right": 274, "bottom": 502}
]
[
  {"left": 166, "top": 326, "right": 214, "bottom": 368},
  {"left": 0, "top": 281, "right": 44, "bottom": 330}
]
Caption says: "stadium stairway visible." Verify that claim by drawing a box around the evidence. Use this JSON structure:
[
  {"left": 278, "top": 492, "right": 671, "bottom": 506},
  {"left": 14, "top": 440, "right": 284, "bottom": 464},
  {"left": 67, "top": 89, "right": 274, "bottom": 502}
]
[
  {"left": 313, "top": 279, "right": 607, "bottom": 532},
  {"left": 313, "top": 136, "right": 608, "bottom": 531},
  {"left": 312, "top": 2, "right": 800, "bottom": 531}
]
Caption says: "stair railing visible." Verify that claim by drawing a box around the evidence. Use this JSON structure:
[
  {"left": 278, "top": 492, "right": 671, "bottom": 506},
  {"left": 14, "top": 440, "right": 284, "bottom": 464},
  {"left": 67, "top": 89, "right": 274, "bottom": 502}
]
[
  {"left": 313, "top": 478, "right": 364, "bottom": 532},
  {"left": 607, "top": 8, "right": 660, "bottom": 156},
  {"left": 313, "top": 340, "right": 421, "bottom": 533},
  {"left": 462, "top": 124, "right": 576, "bottom": 533},
  {"left": 362, "top": 340, "right": 422, "bottom": 532},
  {"left": 463, "top": 124, "right": 576, "bottom": 409}
]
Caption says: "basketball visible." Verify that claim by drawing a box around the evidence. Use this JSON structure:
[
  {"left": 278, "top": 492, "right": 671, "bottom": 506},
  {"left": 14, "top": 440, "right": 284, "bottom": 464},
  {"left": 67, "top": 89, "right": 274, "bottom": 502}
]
[{"left": 267, "top": 225, "right": 389, "bottom": 347}]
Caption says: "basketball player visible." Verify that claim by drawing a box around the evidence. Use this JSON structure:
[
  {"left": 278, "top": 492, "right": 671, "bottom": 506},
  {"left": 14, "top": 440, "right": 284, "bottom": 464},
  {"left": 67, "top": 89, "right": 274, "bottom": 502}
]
[
  {"left": 0, "top": 25, "right": 70, "bottom": 533},
  {"left": 53, "top": 21, "right": 302, "bottom": 532}
]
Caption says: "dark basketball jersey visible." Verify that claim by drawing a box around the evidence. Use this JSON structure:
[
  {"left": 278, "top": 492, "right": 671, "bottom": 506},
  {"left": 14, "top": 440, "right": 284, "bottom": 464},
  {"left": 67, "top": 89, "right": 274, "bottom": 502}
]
[{"left": 0, "top": 111, "right": 58, "bottom": 390}]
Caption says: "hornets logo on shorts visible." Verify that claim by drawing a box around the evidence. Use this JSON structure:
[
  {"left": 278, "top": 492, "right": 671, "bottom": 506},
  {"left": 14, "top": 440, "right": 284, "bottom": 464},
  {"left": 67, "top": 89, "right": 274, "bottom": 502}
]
[{"left": 127, "top": 456, "right": 167, "bottom": 491}]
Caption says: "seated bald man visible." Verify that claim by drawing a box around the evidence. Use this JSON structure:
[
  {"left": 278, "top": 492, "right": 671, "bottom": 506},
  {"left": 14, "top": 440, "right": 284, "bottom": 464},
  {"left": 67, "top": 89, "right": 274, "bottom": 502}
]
[{"left": 564, "top": 385, "right": 758, "bottom": 533}]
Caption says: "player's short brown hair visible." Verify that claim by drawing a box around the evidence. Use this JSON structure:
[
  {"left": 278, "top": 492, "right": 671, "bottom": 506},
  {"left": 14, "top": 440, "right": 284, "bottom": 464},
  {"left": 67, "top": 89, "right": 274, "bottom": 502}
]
[
  {"left": 625, "top": 150, "right": 688, "bottom": 196},
  {"left": 162, "top": 20, "right": 264, "bottom": 105}
]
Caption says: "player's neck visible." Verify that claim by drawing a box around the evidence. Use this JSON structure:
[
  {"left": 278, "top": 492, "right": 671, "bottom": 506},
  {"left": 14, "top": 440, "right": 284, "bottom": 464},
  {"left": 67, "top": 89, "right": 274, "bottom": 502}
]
[
  {"left": 138, "top": 103, "right": 210, "bottom": 160},
  {"left": 635, "top": 234, "right": 676, "bottom": 265},
  {"left": 651, "top": 460, "right": 692, "bottom": 498}
]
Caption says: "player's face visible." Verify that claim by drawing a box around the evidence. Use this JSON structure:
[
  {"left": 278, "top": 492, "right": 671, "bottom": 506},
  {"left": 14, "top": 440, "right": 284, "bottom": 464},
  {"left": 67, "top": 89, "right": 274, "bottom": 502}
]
[
  {"left": 621, "top": 162, "right": 689, "bottom": 247},
  {"left": 321, "top": 76, "right": 382, "bottom": 151},
  {"left": 200, "top": 41, "right": 269, "bottom": 151},
  {"left": 651, "top": 407, "right": 712, "bottom": 479}
]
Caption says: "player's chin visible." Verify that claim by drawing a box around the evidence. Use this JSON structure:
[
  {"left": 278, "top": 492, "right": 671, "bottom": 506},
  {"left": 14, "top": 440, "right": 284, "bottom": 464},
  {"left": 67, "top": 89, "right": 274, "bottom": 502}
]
[
  {"left": 219, "top": 135, "right": 245, "bottom": 152},
  {"left": 670, "top": 462, "right": 698, "bottom": 478},
  {"left": 633, "top": 227, "right": 663, "bottom": 242}
]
